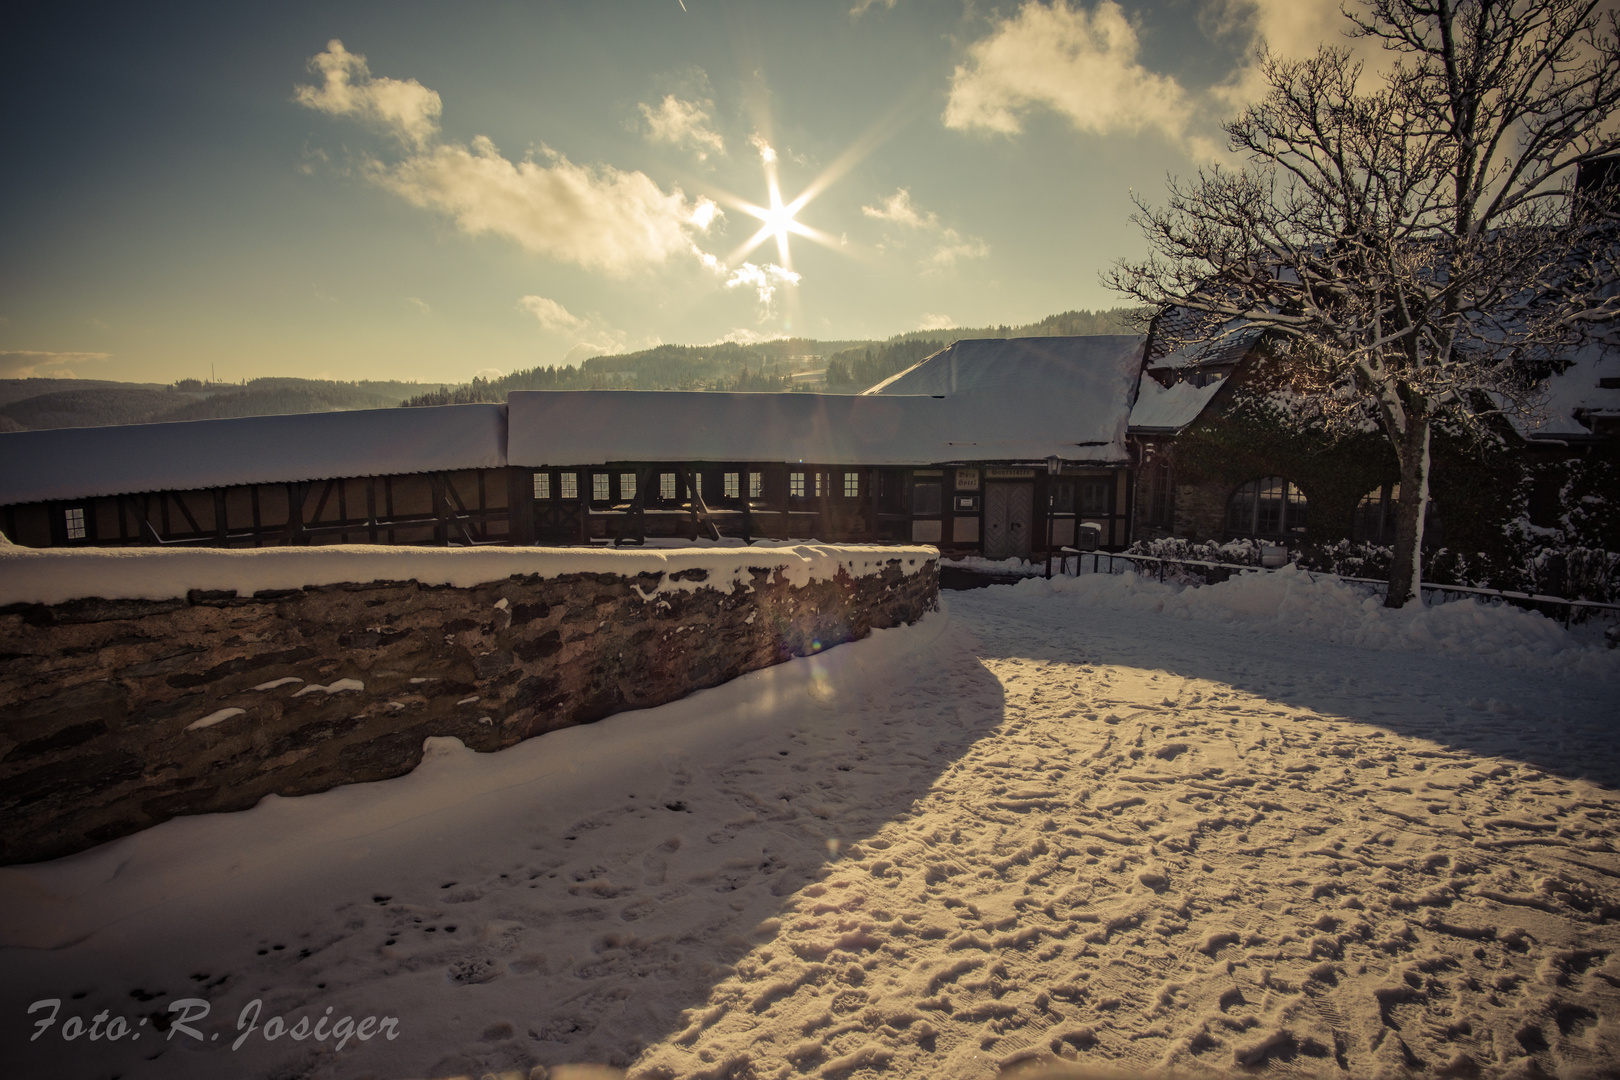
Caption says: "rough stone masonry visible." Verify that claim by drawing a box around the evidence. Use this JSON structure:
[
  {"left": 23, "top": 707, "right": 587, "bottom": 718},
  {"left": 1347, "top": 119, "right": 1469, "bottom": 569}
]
[{"left": 0, "top": 554, "right": 937, "bottom": 864}]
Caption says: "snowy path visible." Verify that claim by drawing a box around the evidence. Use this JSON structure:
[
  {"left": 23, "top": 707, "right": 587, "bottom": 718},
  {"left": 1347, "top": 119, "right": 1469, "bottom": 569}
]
[{"left": 3, "top": 578, "right": 1618, "bottom": 1080}]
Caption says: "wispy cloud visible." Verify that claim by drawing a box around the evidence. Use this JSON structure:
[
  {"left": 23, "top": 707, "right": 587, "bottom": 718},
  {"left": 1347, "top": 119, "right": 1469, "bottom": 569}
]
[
  {"left": 862, "top": 188, "right": 988, "bottom": 271},
  {"left": 405, "top": 296, "right": 431, "bottom": 314},
  {"left": 944, "top": 1, "right": 1192, "bottom": 142},
  {"left": 862, "top": 188, "right": 938, "bottom": 229},
  {"left": 0, "top": 350, "right": 110, "bottom": 379},
  {"left": 917, "top": 313, "right": 956, "bottom": 331},
  {"left": 747, "top": 133, "right": 777, "bottom": 164},
  {"left": 294, "top": 40, "right": 442, "bottom": 148},
  {"left": 639, "top": 94, "right": 725, "bottom": 160},
  {"left": 725, "top": 262, "right": 800, "bottom": 312},
  {"left": 849, "top": 0, "right": 898, "bottom": 17},
  {"left": 518, "top": 295, "right": 585, "bottom": 332},
  {"left": 298, "top": 44, "right": 723, "bottom": 277}
]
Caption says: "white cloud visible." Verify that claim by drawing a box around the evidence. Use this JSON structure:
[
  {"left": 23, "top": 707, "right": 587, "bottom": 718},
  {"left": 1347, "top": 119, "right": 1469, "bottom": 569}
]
[
  {"left": 944, "top": 1, "right": 1192, "bottom": 142},
  {"left": 639, "top": 95, "right": 725, "bottom": 160},
  {"left": 0, "top": 350, "right": 110, "bottom": 378},
  {"left": 564, "top": 339, "right": 620, "bottom": 365},
  {"left": 747, "top": 133, "right": 778, "bottom": 164},
  {"left": 862, "top": 188, "right": 988, "bottom": 270},
  {"left": 850, "top": 0, "right": 898, "bottom": 15},
  {"left": 917, "top": 313, "right": 956, "bottom": 331},
  {"left": 473, "top": 367, "right": 504, "bottom": 379},
  {"left": 518, "top": 295, "right": 585, "bottom": 332},
  {"left": 371, "top": 137, "right": 721, "bottom": 276},
  {"left": 725, "top": 262, "right": 800, "bottom": 310},
  {"left": 294, "top": 40, "right": 442, "bottom": 147},
  {"left": 405, "top": 296, "right": 431, "bottom": 314},
  {"left": 1209, "top": 0, "right": 1387, "bottom": 107},
  {"left": 862, "top": 188, "right": 938, "bottom": 229},
  {"left": 929, "top": 240, "right": 990, "bottom": 268},
  {"left": 298, "top": 46, "right": 723, "bottom": 277}
]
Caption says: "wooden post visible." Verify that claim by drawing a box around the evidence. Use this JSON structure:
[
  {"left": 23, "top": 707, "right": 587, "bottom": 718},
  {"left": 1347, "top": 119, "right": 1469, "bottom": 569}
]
[
  {"left": 430, "top": 474, "right": 448, "bottom": 546},
  {"left": 214, "top": 488, "right": 229, "bottom": 547},
  {"left": 680, "top": 465, "right": 722, "bottom": 541}
]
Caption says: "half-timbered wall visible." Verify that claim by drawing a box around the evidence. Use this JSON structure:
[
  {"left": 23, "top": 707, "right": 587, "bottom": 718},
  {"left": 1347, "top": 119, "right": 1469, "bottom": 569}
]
[{"left": 2, "top": 467, "right": 519, "bottom": 551}]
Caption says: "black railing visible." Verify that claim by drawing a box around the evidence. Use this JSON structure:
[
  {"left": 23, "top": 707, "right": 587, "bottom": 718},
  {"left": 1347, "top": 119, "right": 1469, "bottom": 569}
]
[{"left": 1050, "top": 548, "right": 1620, "bottom": 629}]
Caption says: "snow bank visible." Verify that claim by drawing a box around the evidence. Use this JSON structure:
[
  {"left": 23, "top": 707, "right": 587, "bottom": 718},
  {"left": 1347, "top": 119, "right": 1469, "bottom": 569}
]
[
  {"left": 1024, "top": 564, "right": 1618, "bottom": 676},
  {"left": 0, "top": 538, "right": 937, "bottom": 606}
]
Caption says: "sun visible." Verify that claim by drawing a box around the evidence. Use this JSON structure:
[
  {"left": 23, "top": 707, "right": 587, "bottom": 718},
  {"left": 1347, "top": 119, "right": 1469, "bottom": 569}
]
[{"left": 733, "top": 176, "right": 821, "bottom": 271}]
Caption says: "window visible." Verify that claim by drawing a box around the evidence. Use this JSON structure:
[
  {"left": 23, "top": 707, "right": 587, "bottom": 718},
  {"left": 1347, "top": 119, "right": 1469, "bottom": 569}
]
[
  {"left": 619, "top": 473, "right": 637, "bottom": 502},
  {"left": 1227, "top": 477, "right": 1307, "bottom": 537},
  {"left": 814, "top": 472, "right": 825, "bottom": 498},
  {"left": 724, "top": 472, "right": 740, "bottom": 499},
  {"left": 749, "top": 471, "right": 763, "bottom": 499},
  {"left": 660, "top": 473, "right": 677, "bottom": 500},
  {"left": 1354, "top": 483, "right": 1443, "bottom": 546},
  {"left": 911, "top": 481, "right": 942, "bottom": 516},
  {"left": 559, "top": 472, "right": 579, "bottom": 500},
  {"left": 592, "top": 473, "right": 610, "bottom": 502},
  {"left": 532, "top": 472, "right": 551, "bottom": 500},
  {"left": 1079, "top": 479, "right": 1111, "bottom": 517},
  {"left": 692, "top": 472, "right": 703, "bottom": 499},
  {"left": 1050, "top": 483, "right": 1075, "bottom": 514},
  {"left": 1140, "top": 459, "right": 1174, "bottom": 526},
  {"left": 843, "top": 472, "right": 859, "bottom": 498},
  {"left": 64, "top": 506, "right": 87, "bottom": 540},
  {"left": 790, "top": 472, "right": 806, "bottom": 498}
]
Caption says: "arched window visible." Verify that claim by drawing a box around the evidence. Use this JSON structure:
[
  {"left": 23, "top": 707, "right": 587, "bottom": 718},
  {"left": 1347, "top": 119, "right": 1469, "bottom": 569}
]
[
  {"left": 1226, "top": 477, "right": 1308, "bottom": 538},
  {"left": 1352, "top": 484, "right": 1443, "bottom": 547}
]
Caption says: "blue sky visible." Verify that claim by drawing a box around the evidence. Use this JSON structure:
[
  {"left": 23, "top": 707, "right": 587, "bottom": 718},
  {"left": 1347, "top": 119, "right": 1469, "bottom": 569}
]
[{"left": 0, "top": 1, "right": 1354, "bottom": 384}]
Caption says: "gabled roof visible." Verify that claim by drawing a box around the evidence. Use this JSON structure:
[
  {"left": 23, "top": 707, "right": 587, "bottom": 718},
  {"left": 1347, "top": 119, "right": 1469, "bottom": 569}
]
[
  {"left": 1515, "top": 339, "right": 1620, "bottom": 441},
  {"left": 509, "top": 335, "right": 1148, "bottom": 468},
  {"left": 860, "top": 335, "right": 1147, "bottom": 462},
  {"left": 1128, "top": 375, "right": 1226, "bottom": 434},
  {"left": 0, "top": 404, "right": 507, "bottom": 506}
]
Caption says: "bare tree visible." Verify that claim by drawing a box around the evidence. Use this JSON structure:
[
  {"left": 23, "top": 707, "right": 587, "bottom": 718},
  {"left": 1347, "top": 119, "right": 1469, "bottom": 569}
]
[{"left": 1108, "top": 0, "right": 1620, "bottom": 607}]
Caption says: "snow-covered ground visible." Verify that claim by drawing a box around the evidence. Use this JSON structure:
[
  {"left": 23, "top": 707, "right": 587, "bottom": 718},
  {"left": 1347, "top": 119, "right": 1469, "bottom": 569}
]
[{"left": 4, "top": 572, "right": 1619, "bottom": 1079}]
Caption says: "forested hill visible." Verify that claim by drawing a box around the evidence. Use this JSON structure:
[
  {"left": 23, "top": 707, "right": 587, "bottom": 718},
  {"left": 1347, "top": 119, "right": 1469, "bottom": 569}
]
[
  {"left": 401, "top": 307, "right": 1143, "bottom": 405},
  {"left": 0, "top": 377, "right": 420, "bottom": 431},
  {"left": 0, "top": 308, "right": 1142, "bottom": 429}
]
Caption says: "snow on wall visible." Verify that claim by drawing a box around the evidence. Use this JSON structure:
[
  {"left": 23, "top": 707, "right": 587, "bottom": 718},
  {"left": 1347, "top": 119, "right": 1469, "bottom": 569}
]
[
  {"left": 0, "top": 536, "right": 938, "bottom": 607},
  {"left": 1126, "top": 373, "right": 1225, "bottom": 432},
  {"left": 0, "top": 403, "right": 507, "bottom": 507}
]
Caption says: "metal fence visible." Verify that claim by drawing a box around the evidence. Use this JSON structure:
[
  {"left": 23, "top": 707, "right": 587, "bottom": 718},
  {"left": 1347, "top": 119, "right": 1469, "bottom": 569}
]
[{"left": 1048, "top": 548, "right": 1620, "bottom": 629}]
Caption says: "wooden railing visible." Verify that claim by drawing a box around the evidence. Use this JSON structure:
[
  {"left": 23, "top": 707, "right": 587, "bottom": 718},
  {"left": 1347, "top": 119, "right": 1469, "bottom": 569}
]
[{"left": 1050, "top": 548, "right": 1620, "bottom": 629}]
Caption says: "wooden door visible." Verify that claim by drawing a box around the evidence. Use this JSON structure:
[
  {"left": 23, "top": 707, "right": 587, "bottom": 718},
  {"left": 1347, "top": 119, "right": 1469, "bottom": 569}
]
[{"left": 983, "top": 483, "right": 1033, "bottom": 559}]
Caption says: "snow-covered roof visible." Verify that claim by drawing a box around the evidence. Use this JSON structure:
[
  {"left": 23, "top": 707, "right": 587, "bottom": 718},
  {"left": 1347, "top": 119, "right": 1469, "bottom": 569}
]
[
  {"left": 1150, "top": 322, "right": 1265, "bottom": 370},
  {"left": 1514, "top": 339, "right": 1620, "bottom": 440},
  {"left": 508, "top": 376, "right": 1137, "bottom": 468},
  {"left": 858, "top": 335, "right": 1146, "bottom": 462},
  {"left": 0, "top": 404, "right": 507, "bottom": 506},
  {"left": 1127, "top": 374, "right": 1226, "bottom": 433}
]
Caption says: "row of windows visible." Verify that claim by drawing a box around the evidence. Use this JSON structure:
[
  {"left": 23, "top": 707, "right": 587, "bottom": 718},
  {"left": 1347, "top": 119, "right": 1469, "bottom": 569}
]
[{"left": 533, "top": 470, "right": 858, "bottom": 504}]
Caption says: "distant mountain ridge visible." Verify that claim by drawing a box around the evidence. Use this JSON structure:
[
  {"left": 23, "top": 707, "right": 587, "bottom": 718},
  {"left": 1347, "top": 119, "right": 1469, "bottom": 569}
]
[
  {"left": 0, "top": 308, "right": 1143, "bottom": 429},
  {"left": 400, "top": 307, "right": 1143, "bottom": 406}
]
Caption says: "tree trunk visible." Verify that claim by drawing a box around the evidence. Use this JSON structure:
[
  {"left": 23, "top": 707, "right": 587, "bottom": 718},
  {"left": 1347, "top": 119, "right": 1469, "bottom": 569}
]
[{"left": 1385, "top": 415, "right": 1431, "bottom": 609}]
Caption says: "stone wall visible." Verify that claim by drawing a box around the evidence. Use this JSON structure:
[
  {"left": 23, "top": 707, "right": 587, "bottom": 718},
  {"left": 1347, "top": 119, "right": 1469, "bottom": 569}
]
[{"left": 0, "top": 550, "right": 937, "bottom": 864}]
